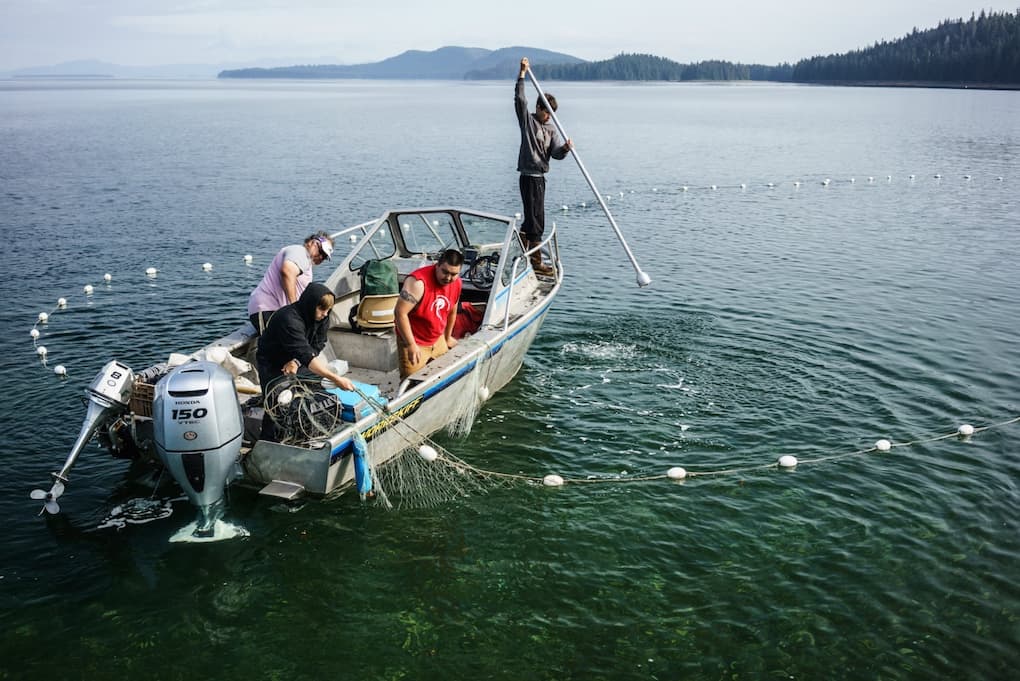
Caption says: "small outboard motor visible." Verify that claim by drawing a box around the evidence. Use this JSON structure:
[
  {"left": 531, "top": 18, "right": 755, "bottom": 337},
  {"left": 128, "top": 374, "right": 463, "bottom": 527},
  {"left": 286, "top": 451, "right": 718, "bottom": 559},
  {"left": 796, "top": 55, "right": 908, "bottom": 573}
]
[
  {"left": 153, "top": 361, "right": 243, "bottom": 537},
  {"left": 31, "top": 360, "right": 134, "bottom": 515}
]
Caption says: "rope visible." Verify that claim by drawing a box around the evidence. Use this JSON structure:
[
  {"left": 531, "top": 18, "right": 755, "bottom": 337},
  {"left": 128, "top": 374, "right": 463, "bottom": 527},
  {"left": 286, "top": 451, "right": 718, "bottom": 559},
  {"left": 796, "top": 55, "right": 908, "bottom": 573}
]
[{"left": 352, "top": 400, "right": 1020, "bottom": 487}]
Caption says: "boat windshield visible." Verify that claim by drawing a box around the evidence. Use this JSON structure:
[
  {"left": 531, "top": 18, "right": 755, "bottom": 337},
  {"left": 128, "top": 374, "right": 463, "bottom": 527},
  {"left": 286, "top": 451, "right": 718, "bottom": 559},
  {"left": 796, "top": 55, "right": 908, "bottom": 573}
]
[
  {"left": 397, "top": 212, "right": 460, "bottom": 255},
  {"left": 462, "top": 213, "right": 511, "bottom": 248}
]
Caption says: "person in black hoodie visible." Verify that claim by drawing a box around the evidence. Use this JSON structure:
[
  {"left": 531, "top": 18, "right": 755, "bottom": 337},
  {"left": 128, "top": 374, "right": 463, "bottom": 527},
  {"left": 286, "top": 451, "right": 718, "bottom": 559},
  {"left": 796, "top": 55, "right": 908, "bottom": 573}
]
[{"left": 256, "top": 282, "right": 354, "bottom": 441}]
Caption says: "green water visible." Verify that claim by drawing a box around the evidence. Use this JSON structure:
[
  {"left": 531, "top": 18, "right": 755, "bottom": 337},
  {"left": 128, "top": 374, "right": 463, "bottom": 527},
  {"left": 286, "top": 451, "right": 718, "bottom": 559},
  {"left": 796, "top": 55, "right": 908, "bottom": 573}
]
[{"left": 1, "top": 80, "right": 1018, "bottom": 679}]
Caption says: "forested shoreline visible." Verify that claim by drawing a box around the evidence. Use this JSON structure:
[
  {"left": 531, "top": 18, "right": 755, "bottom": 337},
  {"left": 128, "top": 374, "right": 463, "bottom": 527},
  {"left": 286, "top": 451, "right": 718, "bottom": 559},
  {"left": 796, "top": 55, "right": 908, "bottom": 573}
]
[{"left": 520, "top": 10, "right": 1020, "bottom": 86}]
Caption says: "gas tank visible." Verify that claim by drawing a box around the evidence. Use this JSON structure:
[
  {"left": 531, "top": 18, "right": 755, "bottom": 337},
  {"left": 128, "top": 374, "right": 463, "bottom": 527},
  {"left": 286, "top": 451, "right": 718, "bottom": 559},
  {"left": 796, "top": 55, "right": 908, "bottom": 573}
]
[{"left": 153, "top": 361, "right": 243, "bottom": 510}]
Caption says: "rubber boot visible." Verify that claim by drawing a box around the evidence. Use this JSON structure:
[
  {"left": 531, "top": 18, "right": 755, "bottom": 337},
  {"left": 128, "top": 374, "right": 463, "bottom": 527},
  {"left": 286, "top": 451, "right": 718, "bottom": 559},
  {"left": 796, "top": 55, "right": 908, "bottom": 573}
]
[{"left": 528, "top": 241, "right": 554, "bottom": 276}]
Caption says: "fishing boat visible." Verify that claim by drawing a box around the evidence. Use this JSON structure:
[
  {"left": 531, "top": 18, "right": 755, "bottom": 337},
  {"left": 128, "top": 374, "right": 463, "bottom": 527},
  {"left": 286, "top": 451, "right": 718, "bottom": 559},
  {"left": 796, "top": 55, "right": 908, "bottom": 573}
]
[
  {"left": 33, "top": 71, "right": 654, "bottom": 539},
  {"left": 32, "top": 206, "right": 563, "bottom": 537}
]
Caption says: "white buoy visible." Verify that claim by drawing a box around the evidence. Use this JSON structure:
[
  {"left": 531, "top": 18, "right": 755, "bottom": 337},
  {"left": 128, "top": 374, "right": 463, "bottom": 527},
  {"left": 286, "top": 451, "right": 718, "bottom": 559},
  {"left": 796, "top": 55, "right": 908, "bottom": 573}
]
[
  {"left": 710, "top": 184, "right": 717, "bottom": 190},
  {"left": 875, "top": 439, "right": 892, "bottom": 452},
  {"left": 418, "top": 445, "right": 439, "bottom": 462},
  {"left": 478, "top": 385, "right": 490, "bottom": 401},
  {"left": 38, "top": 312, "right": 48, "bottom": 323},
  {"left": 580, "top": 201, "right": 586, "bottom": 208},
  {"left": 277, "top": 389, "right": 294, "bottom": 406},
  {"left": 739, "top": 183, "right": 746, "bottom": 190},
  {"left": 934, "top": 173, "right": 942, "bottom": 179},
  {"left": 886, "top": 175, "right": 892, "bottom": 182},
  {"left": 30, "top": 328, "right": 40, "bottom": 339},
  {"left": 202, "top": 262, "right": 213, "bottom": 271},
  {"left": 666, "top": 466, "right": 687, "bottom": 480},
  {"left": 543, "top": 474, "right": 564, "bottom": 487},
  {"left": 57, "top": 297, "right": 67, "bottom": 307},
  {"left": 53, "top": 365, "right": 67, "bottom": 377},
  {"left": 793, "top": 181, "right": 801, "bottom": 188},
  {"left": 104, "top": 272, "right": 112, "bottom": 282},
  {"left": 958, "top": 424, "right": 975, "bottom": 437},
  {"left": 514, "top": 213, "right": 521, "bottom": 220},
  {"left": 766, "top": 182, "right": 775, "bottom": 188},
  {"left": 146, "top": 267, "right": 158, "bottom": 276},
  {"left": 618, "top": 191, "right": 624, "bottom": 197},
  {"left": 909, "top": 174, "right": 915, "bottom": 180},
  {"left": 850, "top": 177, "right": 856, "bottom": 184},
  {"left": 963, "top": 174, "right": 971, "bottom": 181},
  {"left": 83, "top": 284, "right": 94, "bottom": 295},
  {"left": 651, "top": 188, "right": 657, "bottom": 192},
  {"left": 561, "top": 205, "right": 568, "bottom": 211},
  {"left": 778, "top": 455, "right": 798, "bottom": 468},
  {"left": 867, "top": 176, "right": 874, "bottom": 183},
  {"left": 681, "top": 186, "right": 688, "bottom": 192},
  {"left": 822, "top": 179, "right": 831, "bottom": 186},
  {"left": 243, "top": 254, "right": 253, "bottom": 263},
  {"left": 996, "top": 176, "right": 1003, "bottom": 181},
  {"left": 36, "top": 346, "right": 48, "bottom": 356}
]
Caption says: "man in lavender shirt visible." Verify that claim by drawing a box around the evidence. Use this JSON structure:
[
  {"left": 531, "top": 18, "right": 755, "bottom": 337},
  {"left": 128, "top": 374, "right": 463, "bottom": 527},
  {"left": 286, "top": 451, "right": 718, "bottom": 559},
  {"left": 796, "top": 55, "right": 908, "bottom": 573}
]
[{"left": 247, "top": 230, "right": 334, "bottom": 334}]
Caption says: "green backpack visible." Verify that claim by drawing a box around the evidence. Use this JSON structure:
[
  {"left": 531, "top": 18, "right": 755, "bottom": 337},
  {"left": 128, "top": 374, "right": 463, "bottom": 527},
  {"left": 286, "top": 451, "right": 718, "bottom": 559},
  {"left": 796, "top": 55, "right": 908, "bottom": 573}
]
[
  {"left": 349, "top": 259, "right": 399, "bottom": 331},
  {"left": 359, "top": 258, "right": 398, "bottom": 296}
]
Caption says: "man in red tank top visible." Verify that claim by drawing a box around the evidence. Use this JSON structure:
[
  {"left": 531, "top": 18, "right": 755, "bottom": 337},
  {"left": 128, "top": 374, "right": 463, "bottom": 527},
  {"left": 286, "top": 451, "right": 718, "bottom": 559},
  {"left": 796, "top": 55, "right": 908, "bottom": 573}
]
[{"left": 394, "top": 249, "right": 464, "bottom": 378}]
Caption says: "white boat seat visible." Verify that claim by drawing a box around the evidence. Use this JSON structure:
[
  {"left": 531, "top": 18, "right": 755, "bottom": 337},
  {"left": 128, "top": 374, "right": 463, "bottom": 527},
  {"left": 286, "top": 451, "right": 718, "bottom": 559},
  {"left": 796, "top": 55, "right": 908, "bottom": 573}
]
[{"left": 355, "top": 294, "right": 398, "bottom": 329}]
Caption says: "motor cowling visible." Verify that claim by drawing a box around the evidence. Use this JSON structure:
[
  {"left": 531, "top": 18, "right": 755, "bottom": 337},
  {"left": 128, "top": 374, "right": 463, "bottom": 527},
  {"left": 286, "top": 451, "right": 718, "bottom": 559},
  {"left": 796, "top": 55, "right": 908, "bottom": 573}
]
[{"left": 153, "top": 361, "right": 242, "bottom": 520}]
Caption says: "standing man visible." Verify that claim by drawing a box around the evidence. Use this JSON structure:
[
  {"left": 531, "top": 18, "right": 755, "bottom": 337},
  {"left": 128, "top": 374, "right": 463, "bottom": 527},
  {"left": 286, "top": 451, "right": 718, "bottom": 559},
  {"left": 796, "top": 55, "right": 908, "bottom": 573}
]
[
  {"left": 247, "top": 230, "right": 334, "bottom": 334},
  {"left": 394, "top": 249, "right": 464, "bottom": 379},
  {"left": 516, "top": 56, "right": 572, "bottom": 276}
]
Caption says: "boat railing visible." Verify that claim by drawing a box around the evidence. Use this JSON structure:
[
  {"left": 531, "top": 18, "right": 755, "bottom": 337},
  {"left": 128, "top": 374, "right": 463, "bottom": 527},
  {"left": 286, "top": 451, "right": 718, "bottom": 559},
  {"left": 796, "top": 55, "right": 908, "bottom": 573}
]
[
  {"left": 329, "top": 218, "right": 387, "bottom": 261},
  {"left": 503, "top": 226, "right": 560, "bottom": 331}
]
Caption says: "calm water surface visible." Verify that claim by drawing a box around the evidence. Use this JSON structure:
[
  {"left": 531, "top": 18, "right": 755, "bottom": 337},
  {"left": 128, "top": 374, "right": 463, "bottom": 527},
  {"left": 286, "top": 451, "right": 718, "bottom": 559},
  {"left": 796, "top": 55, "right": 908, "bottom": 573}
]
[{"left": 1, "top": 80, "right": 1018, "bottom": 680}]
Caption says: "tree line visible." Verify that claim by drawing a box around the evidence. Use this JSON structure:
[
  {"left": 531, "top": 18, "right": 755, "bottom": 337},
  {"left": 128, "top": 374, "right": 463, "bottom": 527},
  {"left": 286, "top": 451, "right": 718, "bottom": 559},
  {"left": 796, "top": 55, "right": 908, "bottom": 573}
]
[
  {"left": 792, "top": 9, "right": 1020, "bottom": 83},
  {"left": 530, "top": 54, "right": 793, "bottom": 82},
  {"left": 530, "top": 10, "right": 1019, "bottom": 85}
]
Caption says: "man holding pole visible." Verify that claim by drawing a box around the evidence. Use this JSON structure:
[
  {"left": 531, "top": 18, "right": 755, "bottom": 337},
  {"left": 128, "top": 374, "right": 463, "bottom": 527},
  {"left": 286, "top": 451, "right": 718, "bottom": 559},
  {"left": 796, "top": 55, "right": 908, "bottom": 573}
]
[{"left": 516, "top": 57, "right": 572, "bottom": 276}]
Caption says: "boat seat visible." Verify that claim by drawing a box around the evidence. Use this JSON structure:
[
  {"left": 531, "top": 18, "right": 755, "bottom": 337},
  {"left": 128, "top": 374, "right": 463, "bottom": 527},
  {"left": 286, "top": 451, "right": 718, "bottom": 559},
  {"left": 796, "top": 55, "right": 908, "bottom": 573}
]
[{"left": 354, "top": 294, "right": 398, "bottom": 330}]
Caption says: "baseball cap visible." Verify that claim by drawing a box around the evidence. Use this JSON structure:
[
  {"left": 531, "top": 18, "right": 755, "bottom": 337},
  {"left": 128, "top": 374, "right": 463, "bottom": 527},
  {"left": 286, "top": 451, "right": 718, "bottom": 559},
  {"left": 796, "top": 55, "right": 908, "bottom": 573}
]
[{"left": 318, "top": 237, "right": 333, "bottom": 260}]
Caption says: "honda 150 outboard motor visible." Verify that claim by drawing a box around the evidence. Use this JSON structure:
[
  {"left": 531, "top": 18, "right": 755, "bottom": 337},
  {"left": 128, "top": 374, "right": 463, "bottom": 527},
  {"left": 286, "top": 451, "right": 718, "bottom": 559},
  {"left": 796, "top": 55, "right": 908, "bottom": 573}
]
[
  {"left": 31, "top": 360, "right": 135, "bottom": 515},
  {"left": 153, "top": 361, "right": 243, "bottom": 537}
]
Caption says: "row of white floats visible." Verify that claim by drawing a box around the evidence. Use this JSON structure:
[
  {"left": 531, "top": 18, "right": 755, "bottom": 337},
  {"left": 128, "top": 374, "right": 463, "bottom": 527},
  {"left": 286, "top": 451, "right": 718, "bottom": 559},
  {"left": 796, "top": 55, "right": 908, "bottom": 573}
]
[
  {"left": 411, "top": 424, "right": 982, "bottom": 488},
  {"left": 556, "top": 173, "right": 1008, "bottom": 209}
]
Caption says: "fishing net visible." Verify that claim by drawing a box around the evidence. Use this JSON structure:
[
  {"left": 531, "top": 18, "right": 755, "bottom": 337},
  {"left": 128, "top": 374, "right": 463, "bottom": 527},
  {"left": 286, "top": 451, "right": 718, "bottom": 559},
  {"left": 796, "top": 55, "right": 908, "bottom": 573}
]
[
  {"left": 361, "top": 355, "right": 518, "bottom": 509},
  {"left": 262, "top": 365, "right": 512, "bottom": 510},
  {"left": 262, "top": 375, "right": 345, "bottom": 446},
  {"left": 366, "top": 432, "right": 514, "bottom": 511}
]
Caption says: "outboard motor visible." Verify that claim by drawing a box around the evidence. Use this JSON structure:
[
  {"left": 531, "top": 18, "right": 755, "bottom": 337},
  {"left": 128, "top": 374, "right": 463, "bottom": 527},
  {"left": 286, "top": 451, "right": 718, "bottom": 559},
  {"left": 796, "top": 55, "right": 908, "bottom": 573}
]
[
  {"left": 31, "top": 360, "right": 134, "bottom": 515},
  {"left": 153, "top": 361, "right": 243, "bottom": 537}
]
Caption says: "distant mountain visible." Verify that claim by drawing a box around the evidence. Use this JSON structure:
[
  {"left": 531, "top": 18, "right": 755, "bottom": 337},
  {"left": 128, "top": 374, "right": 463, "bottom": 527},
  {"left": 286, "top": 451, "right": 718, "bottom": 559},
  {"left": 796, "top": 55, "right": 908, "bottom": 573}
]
[
  {"left": 4, "top": 57, "right": 344, "bottom": 80},
  {"left": 219, "top": 46, "right": 584, "bottom": 79}
]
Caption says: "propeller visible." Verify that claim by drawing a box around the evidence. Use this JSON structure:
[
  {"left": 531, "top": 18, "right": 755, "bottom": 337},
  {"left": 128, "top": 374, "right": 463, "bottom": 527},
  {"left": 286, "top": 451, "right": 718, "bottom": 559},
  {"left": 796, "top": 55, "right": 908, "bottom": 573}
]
[{"left": 30, "top": 480, "right": 65, "bottom": 515}]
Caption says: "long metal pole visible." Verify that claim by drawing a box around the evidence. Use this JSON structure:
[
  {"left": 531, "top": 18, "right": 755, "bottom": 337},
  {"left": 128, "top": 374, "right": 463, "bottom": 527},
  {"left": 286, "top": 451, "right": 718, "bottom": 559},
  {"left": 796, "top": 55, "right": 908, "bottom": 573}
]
[{"left": 524, "top": 68, "right": 652, "bottom": 288}]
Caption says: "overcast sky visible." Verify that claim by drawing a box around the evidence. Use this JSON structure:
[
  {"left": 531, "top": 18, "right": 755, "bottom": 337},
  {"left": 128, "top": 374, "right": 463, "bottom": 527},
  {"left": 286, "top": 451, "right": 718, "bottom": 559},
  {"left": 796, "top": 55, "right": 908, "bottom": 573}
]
[{"left": 1, "top": 0, "right": 1012, "bottom": 70}]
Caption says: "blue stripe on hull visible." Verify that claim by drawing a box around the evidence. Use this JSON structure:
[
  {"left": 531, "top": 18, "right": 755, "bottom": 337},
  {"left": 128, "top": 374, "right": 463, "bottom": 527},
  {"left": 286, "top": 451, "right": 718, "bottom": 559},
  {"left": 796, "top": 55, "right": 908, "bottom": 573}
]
[{"left": 328, "top": 293, "right": 555, "bottom": 463}]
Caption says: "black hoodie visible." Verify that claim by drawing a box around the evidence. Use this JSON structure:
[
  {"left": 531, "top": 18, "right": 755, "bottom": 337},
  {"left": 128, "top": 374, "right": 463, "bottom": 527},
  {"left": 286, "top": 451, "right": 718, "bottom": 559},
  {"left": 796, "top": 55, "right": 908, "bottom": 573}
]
[{"left": 256, "top": 282, "right": 332, "bottom": 386}]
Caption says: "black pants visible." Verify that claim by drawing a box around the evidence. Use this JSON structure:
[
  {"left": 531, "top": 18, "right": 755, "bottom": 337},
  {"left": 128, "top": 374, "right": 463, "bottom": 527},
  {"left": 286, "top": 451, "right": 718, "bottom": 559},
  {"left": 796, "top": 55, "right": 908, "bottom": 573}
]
[
  {"left": 249, "top": 310, "right": 276, "bottom": 336},
  {"left": 519, "top": 174, "right": 546, "bottom": 241}
]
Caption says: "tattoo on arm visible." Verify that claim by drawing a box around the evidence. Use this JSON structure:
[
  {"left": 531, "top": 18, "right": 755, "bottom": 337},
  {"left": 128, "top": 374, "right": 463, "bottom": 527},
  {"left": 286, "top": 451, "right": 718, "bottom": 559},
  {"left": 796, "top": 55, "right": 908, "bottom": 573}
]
[{"left": 399, "top": 289, "right": 419, "bottom": 304}]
